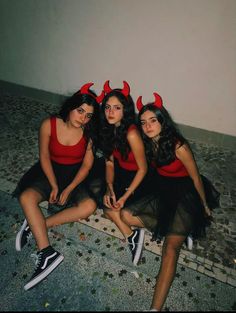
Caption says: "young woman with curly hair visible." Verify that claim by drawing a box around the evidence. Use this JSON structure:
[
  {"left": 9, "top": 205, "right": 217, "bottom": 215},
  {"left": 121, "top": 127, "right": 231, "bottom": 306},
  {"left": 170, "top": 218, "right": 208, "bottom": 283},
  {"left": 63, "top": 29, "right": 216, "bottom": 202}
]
[
  {"left": 99, "top": 81, "right": 158, "bottom": 266},
  {"left": 14, "top": 83, "right": 103, "bottom": 291}
]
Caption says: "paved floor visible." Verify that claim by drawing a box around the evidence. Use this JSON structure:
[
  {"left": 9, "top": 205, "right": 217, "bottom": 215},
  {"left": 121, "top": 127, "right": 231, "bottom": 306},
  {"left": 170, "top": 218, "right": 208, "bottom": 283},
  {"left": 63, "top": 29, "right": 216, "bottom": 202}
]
[{"left": 0, "top": 92, "right": 235, "bottom": 311}]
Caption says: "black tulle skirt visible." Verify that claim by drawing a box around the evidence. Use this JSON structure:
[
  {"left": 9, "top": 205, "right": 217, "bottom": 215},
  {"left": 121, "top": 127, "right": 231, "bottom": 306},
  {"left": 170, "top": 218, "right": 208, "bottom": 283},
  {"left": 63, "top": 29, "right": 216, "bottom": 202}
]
[
  {"left": 102, "top": 159, "right": 159, "bottom": 232},
  {"left": 152, "top": 172, "right": 220, "bottom": 240},
  {"left": 13, "top": 157, "right": 105, "bottom": 211}
]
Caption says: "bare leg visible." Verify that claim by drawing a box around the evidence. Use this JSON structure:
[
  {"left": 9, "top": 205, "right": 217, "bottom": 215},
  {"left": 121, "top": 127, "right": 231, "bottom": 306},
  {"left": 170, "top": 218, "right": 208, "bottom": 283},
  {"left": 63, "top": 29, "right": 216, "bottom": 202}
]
[
  {"left": 104, "top": 209, "right": 133, "bottom": 238},
  {"left": 19, "top": 188, "right": 49, "bottom": 251},
  {"left": 151, "top": 235, "right": 186, "bottom": 311},
  {"left": 46, "top": 198, "right": 97, "bottom": 228},
  {"left": 121, "top": 209, "right": 145, "bottom": 228}
]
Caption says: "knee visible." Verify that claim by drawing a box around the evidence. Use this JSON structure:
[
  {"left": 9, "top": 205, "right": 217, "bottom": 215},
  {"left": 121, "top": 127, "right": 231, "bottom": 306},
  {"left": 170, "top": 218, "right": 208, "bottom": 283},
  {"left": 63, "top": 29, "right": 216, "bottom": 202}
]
[
  {"left": 120, "top": 209, "right": 131, "bottom": 224},
  {"left": 82, "top": 199, "right": 97, "bottom": 216},
  {"left": 19, "top": 189, "right": 38, "bottom": 207}
]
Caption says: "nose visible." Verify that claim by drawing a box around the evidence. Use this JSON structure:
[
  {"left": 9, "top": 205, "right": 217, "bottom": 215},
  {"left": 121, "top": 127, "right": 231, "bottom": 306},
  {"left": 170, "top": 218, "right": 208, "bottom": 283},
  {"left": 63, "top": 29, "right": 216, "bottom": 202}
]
[
  {"left": 146, "top": 121, "right": 152, "bottom": 129},
  {"left": 80, "top": 113, "right": 86, "bottom": 122},
  {"left": 108, "top": 107, "right": 114, "bottom": 113}
]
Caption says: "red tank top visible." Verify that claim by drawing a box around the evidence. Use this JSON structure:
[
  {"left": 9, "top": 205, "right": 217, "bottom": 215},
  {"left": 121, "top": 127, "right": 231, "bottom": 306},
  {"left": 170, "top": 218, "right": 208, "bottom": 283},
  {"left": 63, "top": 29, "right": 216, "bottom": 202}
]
[
  {"left": 156, "top": 158, "right": 189, "bottom": 177},
  {"left": 49, "top": 117, "right": 88, "bottom": 165},
  {"left": 113, "top": 124, "right": 139, "bottom": 171}
]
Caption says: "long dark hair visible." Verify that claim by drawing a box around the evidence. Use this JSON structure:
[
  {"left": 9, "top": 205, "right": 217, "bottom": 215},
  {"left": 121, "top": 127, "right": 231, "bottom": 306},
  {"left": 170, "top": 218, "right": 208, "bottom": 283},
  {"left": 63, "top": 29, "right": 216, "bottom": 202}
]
[
  {"left": 58, "top": 91, "right": 100, "bottom": 152},
  {"left": 99, "top": 90, "right": 135, "bottom": 160},
  {"left": 138, "top": 103, "right": 188, "bottom": 166}
]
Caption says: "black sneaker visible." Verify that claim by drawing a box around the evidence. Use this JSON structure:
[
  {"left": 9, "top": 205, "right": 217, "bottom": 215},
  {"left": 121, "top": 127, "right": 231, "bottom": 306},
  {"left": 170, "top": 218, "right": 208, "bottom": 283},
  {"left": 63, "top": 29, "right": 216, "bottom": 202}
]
[
  {"left": 15, "top": 219, "right": 32, "bottom": 252},
  {"left": 127, "top": 228, "right": 145, "bottom": 266},
  {"left": 24, "top": 246, "right": 64, "bottom": 291}
]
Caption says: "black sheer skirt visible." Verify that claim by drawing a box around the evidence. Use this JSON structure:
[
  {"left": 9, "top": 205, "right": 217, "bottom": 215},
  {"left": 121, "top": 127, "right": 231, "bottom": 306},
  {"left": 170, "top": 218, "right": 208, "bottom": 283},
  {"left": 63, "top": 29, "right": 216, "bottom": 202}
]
[
  {"left": 13, "top": 157, "right": 106, "bottom": 211},
  {"left": 152, "top": 173, "right": 220, "bottom": 240},
  {"left": 101, "top": 159, "right": 159, "bottom": 232}
]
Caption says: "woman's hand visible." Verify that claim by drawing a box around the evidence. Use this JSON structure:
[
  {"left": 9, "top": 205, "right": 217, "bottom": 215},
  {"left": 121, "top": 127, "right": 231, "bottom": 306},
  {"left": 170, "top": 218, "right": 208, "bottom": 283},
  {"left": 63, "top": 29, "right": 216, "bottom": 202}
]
[
  {"left": 204, "top": 205, "right": 211, "bottom": 217},
  {"left": 204, "top": 205, "right": 213, "bottom": 223},
  {"left": 113, "top": 196, "right": 126, "bottom": 211},
  {"left": 103, "top": 185, "right": 116, "bottom": 209},
  {"left": 49, "top": 186, "right": 59, "bottom": 204},
  {"left": 58, "top": 186, "right": 72, "bottom": 206}
]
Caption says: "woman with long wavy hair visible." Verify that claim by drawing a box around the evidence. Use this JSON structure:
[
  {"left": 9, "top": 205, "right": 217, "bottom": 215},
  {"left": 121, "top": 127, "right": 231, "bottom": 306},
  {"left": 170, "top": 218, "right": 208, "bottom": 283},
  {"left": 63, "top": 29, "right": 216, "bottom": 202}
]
[
  {"left": 137, "top": 93, "right": 220, "bottom": 311},
  {"left": 14, "top": 83, "right": 103, "bottom": 291},
  {"left": 99, "top": 80, "right": 158, "bottom": 266}
]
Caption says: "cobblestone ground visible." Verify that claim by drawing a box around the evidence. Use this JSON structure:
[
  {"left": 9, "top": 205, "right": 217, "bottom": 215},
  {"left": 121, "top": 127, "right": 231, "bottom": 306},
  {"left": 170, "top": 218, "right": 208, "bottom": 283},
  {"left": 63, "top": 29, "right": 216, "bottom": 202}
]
[{"left": 0, "top": 92, "right": 235, "bottom": 311}]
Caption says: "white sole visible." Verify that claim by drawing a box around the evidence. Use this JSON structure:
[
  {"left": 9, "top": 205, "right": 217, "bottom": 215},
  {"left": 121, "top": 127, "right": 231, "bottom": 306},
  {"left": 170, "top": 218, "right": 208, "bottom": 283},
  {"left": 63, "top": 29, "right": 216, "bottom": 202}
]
[
  {"left": 187, "top": 236, "right": 193, "bottom": 250},
  {"left": 133, "top": 229, "right": 145, "bottom": 266},
  {"left": 15, "top": 219, "right": 28, "bottom": 252}
]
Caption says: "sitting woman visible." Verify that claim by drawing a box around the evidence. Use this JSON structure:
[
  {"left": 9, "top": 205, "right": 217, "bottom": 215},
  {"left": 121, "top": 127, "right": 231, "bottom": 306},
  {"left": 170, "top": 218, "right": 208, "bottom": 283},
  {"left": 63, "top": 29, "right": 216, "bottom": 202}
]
[
  {"left": 137, "top": 92, "right": 220, "bottom": 311},
  {"left": 99, "top": 80, "right": 158, "bottom": 266},
  {"left": 14, "top": 82, "right": 103, "bottom": 291}
]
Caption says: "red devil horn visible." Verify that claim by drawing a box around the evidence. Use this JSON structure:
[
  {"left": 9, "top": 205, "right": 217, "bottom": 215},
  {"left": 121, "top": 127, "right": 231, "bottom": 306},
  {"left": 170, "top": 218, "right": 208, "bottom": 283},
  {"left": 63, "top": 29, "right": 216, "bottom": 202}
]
[
  {"left": 154, "top": 92, "right": 163, "bottom": 108},
  {"left": 96, "top": 90, "right": 105, "bottom": 104},
  {"left": 136, "top": 96, "right": 143, "bottom": 112},
  {"left": 103, "top": 80, "right": 112, "bottom": 94},
  {"left": 80, "top": 82, "right": 94, "bottom": 94},
  {"left": 122, "top": 81, "right": 130, "bottom": 97}
]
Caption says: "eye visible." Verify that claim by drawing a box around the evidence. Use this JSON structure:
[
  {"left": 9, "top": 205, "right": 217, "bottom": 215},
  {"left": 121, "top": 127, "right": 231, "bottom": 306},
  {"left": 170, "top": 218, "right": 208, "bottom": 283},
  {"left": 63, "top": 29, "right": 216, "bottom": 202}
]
[
  {"left": 140, "top": 121, "right": 146, "bottom": 126},
  {"left": 150, "top": 118, "right": 158, "bottom": 123},
  {"left": 86, "top": 113, "right": 93, "bottom": 119},
  {"left": 114, "top": 105, "right": 122, "bottom": 110},
  {"left": 105, "top": 104, "right": 110, "bottom": 110},
  {"left": 77, "top": 108, "right": 84, "bottom": 114}
]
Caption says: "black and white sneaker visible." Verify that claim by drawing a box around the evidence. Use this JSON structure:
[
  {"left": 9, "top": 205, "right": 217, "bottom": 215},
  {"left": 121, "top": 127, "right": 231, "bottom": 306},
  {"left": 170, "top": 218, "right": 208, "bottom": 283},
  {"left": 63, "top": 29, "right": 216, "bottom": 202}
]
[
  {"left": 16, "top": 219, "right": 32, "bottom": 252},
  {"left": 24, "top": 245, "right": 64, "bottom": 291},
  {"left": 127, "top": 228, "right": 145, "bottom": 266}
]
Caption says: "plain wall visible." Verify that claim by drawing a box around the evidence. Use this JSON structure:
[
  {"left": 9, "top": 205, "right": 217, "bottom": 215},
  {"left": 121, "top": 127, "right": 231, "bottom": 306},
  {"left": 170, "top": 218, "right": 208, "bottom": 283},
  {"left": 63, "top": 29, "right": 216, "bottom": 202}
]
[{"left": 0, "top": 0, "right": 235, "bottom": 136}]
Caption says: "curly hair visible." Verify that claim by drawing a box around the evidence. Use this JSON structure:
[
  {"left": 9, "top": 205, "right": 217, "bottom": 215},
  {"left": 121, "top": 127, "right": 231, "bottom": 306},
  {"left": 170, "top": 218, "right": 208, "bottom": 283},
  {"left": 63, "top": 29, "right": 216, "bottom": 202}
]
[
  {"left": 138, "top": 103, "right": 189, "bottom": 166},
  {"left": 99, "top": 90, "right": 136, "bottom": 160},
  {"left": 58, "top": 91, "right": 100, "bottom": 153}
]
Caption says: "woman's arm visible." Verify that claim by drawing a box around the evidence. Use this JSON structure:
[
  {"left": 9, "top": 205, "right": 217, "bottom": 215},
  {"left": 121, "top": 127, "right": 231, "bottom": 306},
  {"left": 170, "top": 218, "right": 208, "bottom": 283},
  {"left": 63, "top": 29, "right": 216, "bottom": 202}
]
[
  {"left": 58, "top": 140, "right": 94, "bottom": 205},
  {"left": 39, "top": 118, "right": 58, "bottom": 202},
  {"left": 115, "top": 128, "right": 147, "bottom": 209},
  {"left": 176, "top": 144, "right": 211, "bottom": 215},
  {"left": 103, "top": 155, "right": 116, "bottom": 209}
]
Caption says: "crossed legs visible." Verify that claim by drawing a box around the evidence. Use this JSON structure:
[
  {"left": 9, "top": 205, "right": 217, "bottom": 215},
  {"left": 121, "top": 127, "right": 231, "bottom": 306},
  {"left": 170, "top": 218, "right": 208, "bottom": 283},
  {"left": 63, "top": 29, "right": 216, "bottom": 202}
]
[{"left": 104, "top": 208, "right": 144, "bottom": 238}]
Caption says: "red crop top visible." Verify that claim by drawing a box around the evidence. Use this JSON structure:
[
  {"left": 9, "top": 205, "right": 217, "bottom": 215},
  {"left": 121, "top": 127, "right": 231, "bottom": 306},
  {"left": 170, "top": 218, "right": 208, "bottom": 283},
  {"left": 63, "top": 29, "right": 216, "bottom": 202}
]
[
  {"left": 156, "top": 158, "right": 189, "bottom": 177},
  {"left": 112, "top": 124, "right": 139, "bottom": 171},
  {"left": 49, "top": 117, "right": 88, "bottom": 165}
]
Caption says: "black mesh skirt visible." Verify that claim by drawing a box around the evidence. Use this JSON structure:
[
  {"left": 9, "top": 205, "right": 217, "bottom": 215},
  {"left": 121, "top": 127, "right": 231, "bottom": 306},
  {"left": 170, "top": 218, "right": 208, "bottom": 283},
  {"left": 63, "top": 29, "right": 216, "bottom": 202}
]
[
  {"left": 152, "top": 173, "right": 220, "bottom": 239},
  {"left": 102, "top": 159, "right": 159, "bottom": 232},
  {"left": 13, "top": 158, "right": 105, "bottom": 210}
]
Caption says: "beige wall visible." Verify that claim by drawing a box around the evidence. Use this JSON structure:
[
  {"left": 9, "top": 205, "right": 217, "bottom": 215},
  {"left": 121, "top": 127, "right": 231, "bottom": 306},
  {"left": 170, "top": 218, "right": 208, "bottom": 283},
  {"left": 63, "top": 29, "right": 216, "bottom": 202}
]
[{"left": 0, "top": 0, "right": 235, "bottom": 136}]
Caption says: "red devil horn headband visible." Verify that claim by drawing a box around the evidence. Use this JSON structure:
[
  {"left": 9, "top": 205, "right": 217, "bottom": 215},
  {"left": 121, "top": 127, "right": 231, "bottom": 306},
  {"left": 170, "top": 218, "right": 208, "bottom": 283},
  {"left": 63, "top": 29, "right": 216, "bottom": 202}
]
[
  {"left": 79, "top": 82, "right": 105, "bottom": 103},
  {"left": 103, "top": 80, "right": 130, "bottom": 97},
  {"left": 136, "top": 92, "right": 163, "bottom": 111}
]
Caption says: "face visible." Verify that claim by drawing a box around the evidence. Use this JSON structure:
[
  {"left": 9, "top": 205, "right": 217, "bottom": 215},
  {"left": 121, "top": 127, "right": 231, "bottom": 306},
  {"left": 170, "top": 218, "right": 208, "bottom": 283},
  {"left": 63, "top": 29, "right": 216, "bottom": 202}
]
[
  {"left": 69, "top": 103, "right": 94, "bottom": 128},
  {"left": 140, "top": 110, "right": 161, "bottom": 138},
  {"left": 104, "top": 96, "right": 123, "bottom": 127}
]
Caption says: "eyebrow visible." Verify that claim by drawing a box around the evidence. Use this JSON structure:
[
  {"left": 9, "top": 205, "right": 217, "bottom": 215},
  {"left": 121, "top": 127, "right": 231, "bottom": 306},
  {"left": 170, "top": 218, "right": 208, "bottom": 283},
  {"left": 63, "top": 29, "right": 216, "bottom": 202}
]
[
  {"left": 140, "top": 116, "right": 156, "bottom": 121},
  {"left": 79, "top": 107, "right": 93, "bottom": 114},
  {"left": 106, "top": 102, "right": 122, "bottom": 106}
]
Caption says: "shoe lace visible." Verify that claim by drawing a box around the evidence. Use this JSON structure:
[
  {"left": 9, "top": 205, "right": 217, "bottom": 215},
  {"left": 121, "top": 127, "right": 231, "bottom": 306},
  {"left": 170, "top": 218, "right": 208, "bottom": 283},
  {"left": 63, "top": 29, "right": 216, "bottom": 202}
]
[{"left": 30, "top": 252, "right": 42, "bottom": 269}]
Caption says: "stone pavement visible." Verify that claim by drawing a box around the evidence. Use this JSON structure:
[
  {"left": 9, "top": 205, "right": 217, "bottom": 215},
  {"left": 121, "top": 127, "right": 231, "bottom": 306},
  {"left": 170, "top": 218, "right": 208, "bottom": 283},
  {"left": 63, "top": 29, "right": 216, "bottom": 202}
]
[{"left": 0, "top": 92, "right": 235, "bottom": 311}]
